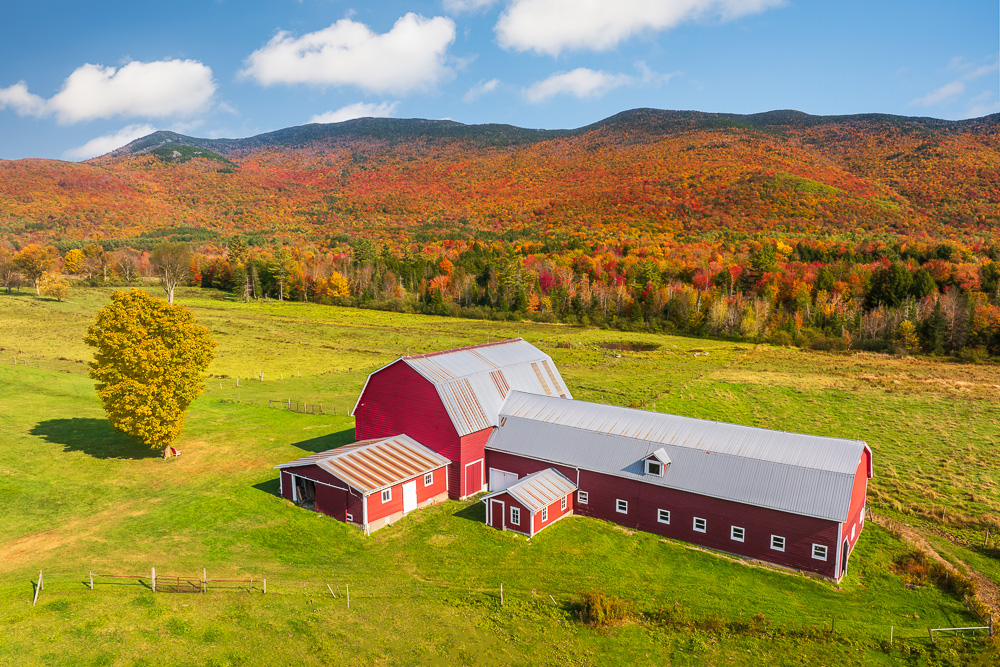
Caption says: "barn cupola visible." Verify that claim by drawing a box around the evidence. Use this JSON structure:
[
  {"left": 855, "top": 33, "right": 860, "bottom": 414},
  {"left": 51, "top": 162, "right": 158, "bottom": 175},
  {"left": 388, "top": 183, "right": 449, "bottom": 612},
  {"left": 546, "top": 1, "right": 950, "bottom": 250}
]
[{"left": 644, "top": 448, "right": 671, "bottom": 476}]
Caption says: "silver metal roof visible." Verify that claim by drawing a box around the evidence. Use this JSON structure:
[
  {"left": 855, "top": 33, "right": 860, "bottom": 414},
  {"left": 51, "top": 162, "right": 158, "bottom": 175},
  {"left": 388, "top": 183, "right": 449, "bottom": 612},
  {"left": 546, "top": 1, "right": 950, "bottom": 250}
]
[
  {"left": 353, "top": 339, "right": 572, "bottom": 436},
  {"left": 489, "top": 392, "right": 872, "bottom": 522},
  {"left": 275, "top": 435, "right": 451, "bottom": 495},
  {"left": 483, "top": 468, "right": 577, "bottom": 513}
]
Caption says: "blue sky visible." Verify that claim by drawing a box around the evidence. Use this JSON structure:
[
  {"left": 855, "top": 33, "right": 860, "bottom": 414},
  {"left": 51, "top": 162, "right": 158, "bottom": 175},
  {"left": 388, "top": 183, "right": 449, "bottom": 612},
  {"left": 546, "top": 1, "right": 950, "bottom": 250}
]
[{"left": 0, "top": 0, "right": 997, "bottom": 160}]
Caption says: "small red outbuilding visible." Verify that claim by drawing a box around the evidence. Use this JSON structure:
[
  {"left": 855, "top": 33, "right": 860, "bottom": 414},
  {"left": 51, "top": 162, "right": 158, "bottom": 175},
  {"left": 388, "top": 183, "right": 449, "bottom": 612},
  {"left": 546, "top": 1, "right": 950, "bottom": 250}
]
[
  {"left": 275, "top": 435, "right": 450, "bottom": 533},
  {"left": 482, "top": 468, "right": 577, "bottom": 537}
]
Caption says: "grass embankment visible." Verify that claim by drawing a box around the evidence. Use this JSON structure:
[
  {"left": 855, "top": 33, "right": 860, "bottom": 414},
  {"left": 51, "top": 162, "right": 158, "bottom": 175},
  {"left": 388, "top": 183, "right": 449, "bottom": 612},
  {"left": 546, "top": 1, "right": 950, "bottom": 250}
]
[{"left": 0, "top": 288, "right": 997, "bottom": 665}]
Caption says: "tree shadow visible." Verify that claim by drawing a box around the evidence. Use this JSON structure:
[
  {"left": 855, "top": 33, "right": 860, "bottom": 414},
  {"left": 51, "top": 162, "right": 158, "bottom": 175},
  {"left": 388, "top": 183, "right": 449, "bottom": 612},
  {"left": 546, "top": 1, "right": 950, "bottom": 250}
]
[
  {"left": 289, "top": 428, "right": 356, "bottom": 454},
  {"left": 30, "top": 418, "right": 160, "bottom": 460}
]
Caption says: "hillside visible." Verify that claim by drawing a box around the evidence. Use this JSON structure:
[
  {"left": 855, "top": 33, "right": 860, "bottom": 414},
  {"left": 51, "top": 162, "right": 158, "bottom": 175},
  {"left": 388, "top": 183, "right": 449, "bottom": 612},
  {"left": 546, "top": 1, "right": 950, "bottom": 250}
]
[{"left": 1, "top": 109, "right": 997, "bottom": 249}]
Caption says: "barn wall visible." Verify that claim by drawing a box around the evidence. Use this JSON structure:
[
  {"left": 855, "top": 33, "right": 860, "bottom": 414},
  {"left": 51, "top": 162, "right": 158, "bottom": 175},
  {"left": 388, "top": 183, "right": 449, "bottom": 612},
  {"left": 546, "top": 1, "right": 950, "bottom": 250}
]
[
  {"left": 281, "top": 465, "right": 366, "bottom": 527},
  {"left": 486, "top": 492, "right": 530, "bottom": 536},
  {"left": 531, "top": 493, "right": 574, "bottom": 535},
  {"left": 488, "top": 449, "right": 839, "bottom": 578},
  {"left": 458, "top": 427, "right": 494, "bottom": 498},
  {"left": 419, "top": 465, "right": 449, "bottom": 502},
  {"left": 841, "top": 449, "right": 872, "bottom": 561}
]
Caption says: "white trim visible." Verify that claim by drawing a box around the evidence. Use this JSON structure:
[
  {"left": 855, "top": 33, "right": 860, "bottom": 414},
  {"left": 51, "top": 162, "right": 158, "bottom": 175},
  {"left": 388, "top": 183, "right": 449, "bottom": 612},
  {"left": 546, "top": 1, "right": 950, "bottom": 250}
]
[
  {"left": 645, "top": 459, "right": 663, "bottom": 476},
  {"left": 291, "top": 473, "right": 297, "bottom": 502},
  {"left": 541, "top": 506, "right": 548, "bottom": 522},
  {"left": 731, "top": 526, "right": 745, "bottom": 542},
  {"left": 350, "top": 357, "right": 404, "bottom": 416},
  {"left": 770, "top": 535, "right": 786, "bottom": 552},
  {"left": 510, "top": 506, "right": 521, "bottom": 526},
  {"left": 381, "top": 488, "right": 392, "bottom": 503},
  {"left": 835, "top": 523, "right": 843, "bottom": 579},
  {"left": 693, "top": 517, "right": 707, "bottom": 533},
  {"left": 464, "top": 458, "right": 485, "bottom": 496},
  {"left": 489, "top": 498, "right": 505, "bottom": 529},
  {"left": 560, "top": 496, "right": 567, "bottom": 511},
  {"left": 657, "top": 509, "right": 670, "bottom": 524},
  {"left": 424, "top": 471, "right": 433, "bottom": 486},
  {"left": 362, "top": 495, "right": 369, "bottom": 534},
  {"left": 279, "top": 471, "right": 284, "bottom": 497},
  {"left": 812, "top": 544, "right": 828, "bottom": 561},
  {"left": 346, "top": 513, "right": 353, "bottom": 522},
  {"left": 577, "top": 490, "right": 589, "bottom": 505},
  {"left": 616, "top": 499, "right": 628, "bottom": 514}
]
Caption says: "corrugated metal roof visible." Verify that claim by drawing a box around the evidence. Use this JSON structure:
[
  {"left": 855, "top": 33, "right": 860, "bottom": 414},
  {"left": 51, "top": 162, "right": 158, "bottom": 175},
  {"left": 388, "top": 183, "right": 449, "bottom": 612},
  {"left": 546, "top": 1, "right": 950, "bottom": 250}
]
[
  {"left": 483, "top": 468, "right": 577, "bottom": 513},
  {"left": 275, "top": 435, "right": 450, "bottom": 495},
  {"left": 488, "top": 392, "right": 871, "bottom": 522},
  {"left": 354, "top": 339, "right": 572, "bottom": 436}
]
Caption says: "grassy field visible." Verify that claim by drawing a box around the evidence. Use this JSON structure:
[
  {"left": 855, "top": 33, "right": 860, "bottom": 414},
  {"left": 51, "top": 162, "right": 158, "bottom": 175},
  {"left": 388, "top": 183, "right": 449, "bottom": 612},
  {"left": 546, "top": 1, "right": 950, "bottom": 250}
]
[{"left": 1, "top": 287, "right": 998, "bottom": 665}]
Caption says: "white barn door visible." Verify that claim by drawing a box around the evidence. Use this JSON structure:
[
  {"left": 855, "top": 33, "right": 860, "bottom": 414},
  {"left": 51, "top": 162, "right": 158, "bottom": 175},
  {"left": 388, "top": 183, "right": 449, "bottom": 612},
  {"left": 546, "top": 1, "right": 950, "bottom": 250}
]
[
  {"left": 490, "top": 468, "right": 518, "bottom": 492},
  {"left": 403, "top": 480, "right": 417, "bottom": 513}
]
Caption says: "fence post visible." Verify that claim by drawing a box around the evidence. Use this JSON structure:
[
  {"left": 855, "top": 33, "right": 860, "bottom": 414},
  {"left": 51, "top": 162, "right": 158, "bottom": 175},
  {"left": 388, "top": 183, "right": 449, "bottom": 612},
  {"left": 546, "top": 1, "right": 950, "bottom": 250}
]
[
  {"left": 890, "top": 625, "right": 893, "bottom": 645},
  {"left": 928, "top": 628, "right": 934, "bottom": 645},
  {"left": 152, "top": 567, "right": 156, "bottom": 592},
  {"left": 346, "top": 584, "right": 350, "bottom": 609},
  {"left": 32, "top": 570, "right": 42, "bottom": 606},
  {"left": 990, "top": 615, "right": 994, "bottom": 638},
  {"left": 500, "top": 583, "right": 504, "bottom": 606},
  {"left": 203, "top": 569, "right": 207, "bottom": 593},
  {"left": 90, "top": 571, "right": 94, "bottom": 590},
  {"left": 263, "top": 579, "right": 267, "bottom": 595}
]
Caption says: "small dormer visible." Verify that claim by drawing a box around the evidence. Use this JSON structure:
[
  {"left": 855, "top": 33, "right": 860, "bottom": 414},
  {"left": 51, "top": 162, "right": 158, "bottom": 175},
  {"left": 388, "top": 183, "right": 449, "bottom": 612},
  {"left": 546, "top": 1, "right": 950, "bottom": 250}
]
[{"left": 644, "top": 448, "right": 671, "bottom": 476}]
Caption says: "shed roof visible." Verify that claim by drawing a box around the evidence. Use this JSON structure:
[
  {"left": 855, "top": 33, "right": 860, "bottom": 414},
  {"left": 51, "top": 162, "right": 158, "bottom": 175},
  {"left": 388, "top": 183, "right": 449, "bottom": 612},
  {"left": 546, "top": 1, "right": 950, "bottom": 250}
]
[
  {"left": 483, "top": 468, "right": 577, "bottom": 513},
  {"left": 353, "top": 339, "right": 571, "bottom": 436},
  {"left": 488, "top": 392, "right": 872, "bottom": 522},
  {"left": 274, "top": 435, "right": 450, "bottom": 495}
]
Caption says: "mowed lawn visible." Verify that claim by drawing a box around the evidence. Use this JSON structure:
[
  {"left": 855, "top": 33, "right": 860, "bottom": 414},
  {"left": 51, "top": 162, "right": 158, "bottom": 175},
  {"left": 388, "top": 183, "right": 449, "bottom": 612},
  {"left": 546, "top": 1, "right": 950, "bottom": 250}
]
[{"left": 0, "top": 287, "right": 997, "bottom": 666}]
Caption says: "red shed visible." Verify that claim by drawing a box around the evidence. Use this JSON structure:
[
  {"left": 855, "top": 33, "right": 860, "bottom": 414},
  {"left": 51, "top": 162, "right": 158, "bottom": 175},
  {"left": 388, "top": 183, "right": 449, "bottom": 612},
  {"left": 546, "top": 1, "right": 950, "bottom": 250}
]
[
  {"left": 482, "top": 468, "right": 577, "bottom": 537},
  {"left": 352, "top": 339, "right": 571, "bottom": 499},
  {"left": 486, "top": 392, "right": 873, "bottom": 581},
  {"left": 275, "top": 435, "right": 450, "bottom": 533}
]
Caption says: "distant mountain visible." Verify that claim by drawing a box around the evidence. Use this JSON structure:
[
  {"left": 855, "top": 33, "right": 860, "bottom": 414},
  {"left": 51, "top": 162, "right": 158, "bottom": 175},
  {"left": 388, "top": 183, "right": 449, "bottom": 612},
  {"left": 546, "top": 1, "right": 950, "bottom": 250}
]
[{"left": 2, "top": 108, "right": 997, "bottom": 249}]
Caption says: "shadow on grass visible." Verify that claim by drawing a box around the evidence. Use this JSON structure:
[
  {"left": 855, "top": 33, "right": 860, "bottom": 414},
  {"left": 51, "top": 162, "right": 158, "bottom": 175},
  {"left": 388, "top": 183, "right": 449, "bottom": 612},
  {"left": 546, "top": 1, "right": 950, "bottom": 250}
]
[
  {"left": 253, "top": 477, "right": 281, "bottom": 497},
  {"left": 290, "top": 427, "right": 356, "bottom": 453},
  {"left": 452, "top": 500, "right": 486, "bottom": 523},
  {"left": 30, "top": 418, "right": 160, "bottom": 460}
]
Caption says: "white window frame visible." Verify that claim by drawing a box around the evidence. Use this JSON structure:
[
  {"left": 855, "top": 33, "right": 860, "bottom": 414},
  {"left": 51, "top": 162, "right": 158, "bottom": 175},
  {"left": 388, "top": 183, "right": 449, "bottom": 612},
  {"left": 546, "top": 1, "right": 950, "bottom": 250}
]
[
  {"left": 345, "top": 513, "right": 353, "bottom": 522},
  {"left": 424, "top": 472, "right": 433, "bottom": 486},
  {"left": 731, "top": 526, "right": 745, "bottom": 542},
  {"left": 541, "top": 507, "right": 548, "bottom": 522},
  {"left": 616, "top": 499, "right": 628, "bottom": 514},
  {"left": 812, "top": 544, "right": 828, "bottom": 561},
  {"left": 771, "top": 535, "right": 786, "bottom": 552},
  {"left": 510, "top": 507, "right": 520, "bottom": 526},
  {"left": 657, "top": 509, "right": 670, "bottom": 524},
  {"left": 560, "top": 496, "right": 567, "bottom": 511},
  {"left": 645, "top": 460, "right": 663, "bottom": 476},
  {"left": 381, "top": 488, "right": 391, "bottom": 503},
  {"left": 851, "top": 524, "right": 856, "bottom": 540},
  {"left": 577, "top": 490, "right": 589, "bottom": 505},
  {"left": 693, "top": 517, "right": 707, "bottom": 533}
]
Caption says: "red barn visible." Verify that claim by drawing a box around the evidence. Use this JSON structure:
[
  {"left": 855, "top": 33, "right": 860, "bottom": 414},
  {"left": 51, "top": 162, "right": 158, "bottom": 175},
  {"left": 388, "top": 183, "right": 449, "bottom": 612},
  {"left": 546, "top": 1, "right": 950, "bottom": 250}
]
[
  {"left": 352, "top": 339, "right": 571, "bottom": 499},
  {"left": 274, "top": 435, "right": 450, "bottom": 533},
  {"left": 485, "top": 392, "right": 873, "bottom": 581},
  {"left": 482, "top": 468, "right": 577, "bottom": 537}
]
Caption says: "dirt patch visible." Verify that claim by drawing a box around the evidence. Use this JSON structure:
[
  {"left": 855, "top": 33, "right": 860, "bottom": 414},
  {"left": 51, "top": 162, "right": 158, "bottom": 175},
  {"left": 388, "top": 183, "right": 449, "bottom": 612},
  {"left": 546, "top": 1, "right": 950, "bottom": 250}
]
[{"left": 427, "top": 534, "right": 456, "bottom": 547}]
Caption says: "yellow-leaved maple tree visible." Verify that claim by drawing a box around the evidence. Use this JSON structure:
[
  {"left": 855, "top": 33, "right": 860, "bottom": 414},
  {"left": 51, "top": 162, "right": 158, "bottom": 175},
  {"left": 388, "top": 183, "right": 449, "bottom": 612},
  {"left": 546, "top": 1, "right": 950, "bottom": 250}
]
[{"left": 85, "top": 290, "right": 216, "bottom": 458}]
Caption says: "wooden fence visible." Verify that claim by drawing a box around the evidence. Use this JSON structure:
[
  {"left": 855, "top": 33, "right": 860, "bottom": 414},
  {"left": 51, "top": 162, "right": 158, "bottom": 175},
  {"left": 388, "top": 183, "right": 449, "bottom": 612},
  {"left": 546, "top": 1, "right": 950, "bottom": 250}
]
[
  {"left": 88, "top": 568, "right": 265, "bottom": 594},
  {"left": 268, "top": 399, "right": 327, "bottom": 415}
]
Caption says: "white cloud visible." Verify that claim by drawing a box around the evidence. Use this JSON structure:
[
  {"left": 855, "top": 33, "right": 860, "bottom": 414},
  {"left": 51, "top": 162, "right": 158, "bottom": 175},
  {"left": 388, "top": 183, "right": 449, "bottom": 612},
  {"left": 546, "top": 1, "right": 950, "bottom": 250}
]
[
  {"left": 241, "top": 13, "right": 456, "bottom": 95},
  {"left": 309, "top": 101, "right": 399, "bottom": 124},
  {"left": 524, "top": 68, "right": 631, "bottom": 103},
  {"left": 0, "top": 60, "right": 216, "bottom": 124},
  {"left": 62, "top": 123, "right": 156, "bottom": 161},
  {"left": 463, "top": 78, "right": 500, "bottom": 102},
  {"left": 443, "top": 0, "right": 498, "bottom": 12},
  {"left": 911, "top": 81, "right": 965, "bottom": 107},
  {"left": 496, "top": 0, "right": 784, "bottom": 56}
]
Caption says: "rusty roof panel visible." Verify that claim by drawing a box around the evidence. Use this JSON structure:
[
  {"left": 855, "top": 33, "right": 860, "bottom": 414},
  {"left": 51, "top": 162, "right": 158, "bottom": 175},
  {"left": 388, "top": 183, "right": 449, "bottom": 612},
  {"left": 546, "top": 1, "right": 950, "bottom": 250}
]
[
  {"left": 275, "top": 435, "right": 451, "bottom": 494},
  {"left": 489, "top": 392, "right": 870, "bottom": 522},
  {"left": 483, "top": 468, "right": 577, "bottom": 513}
]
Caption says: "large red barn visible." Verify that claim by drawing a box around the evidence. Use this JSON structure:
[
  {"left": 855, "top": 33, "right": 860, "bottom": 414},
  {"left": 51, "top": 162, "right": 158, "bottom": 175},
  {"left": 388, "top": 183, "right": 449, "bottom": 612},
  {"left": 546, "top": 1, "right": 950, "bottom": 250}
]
[{"left": 351, "top": 339, "right": 570, "bottom": 499}]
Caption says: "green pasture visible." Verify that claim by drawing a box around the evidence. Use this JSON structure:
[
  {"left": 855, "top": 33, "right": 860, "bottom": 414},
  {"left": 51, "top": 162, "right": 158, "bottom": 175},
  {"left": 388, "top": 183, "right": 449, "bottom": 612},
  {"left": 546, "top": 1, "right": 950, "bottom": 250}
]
[{"left": 0, "top": 288, "right": 998, "bottom": 665}]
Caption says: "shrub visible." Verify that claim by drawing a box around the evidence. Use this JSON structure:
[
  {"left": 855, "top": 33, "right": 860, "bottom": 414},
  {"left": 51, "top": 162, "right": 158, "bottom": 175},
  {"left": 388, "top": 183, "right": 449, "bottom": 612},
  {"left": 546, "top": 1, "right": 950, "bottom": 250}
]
[{"left": 580, "top": 591, "right": 630, "bottom": 626}]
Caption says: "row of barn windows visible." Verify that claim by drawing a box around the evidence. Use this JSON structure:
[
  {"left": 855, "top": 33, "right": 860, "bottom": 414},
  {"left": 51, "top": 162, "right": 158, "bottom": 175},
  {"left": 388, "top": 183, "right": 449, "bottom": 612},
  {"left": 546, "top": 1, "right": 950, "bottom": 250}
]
[
  {"left": 508, "top": 496, "right": 567, "bottom": 527},
  {"left": 380, "top": 472, "right": 435, "bottom": 503},
  {"left": 582, "top": 491, "right": 829, "bottom": 562}
]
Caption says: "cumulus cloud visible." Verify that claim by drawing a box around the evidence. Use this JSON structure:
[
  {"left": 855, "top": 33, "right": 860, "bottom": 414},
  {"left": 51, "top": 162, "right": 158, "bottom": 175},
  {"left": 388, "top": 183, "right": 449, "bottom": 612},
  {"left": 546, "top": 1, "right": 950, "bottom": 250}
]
[
  {"left": 309, "top": 101, "right": 399, "bottom": 124},
  {"left": 497, "top": 0, "right": 785, "bottom": 56},
  {"left": 241, "top": 13, "right": 457, "bottom": 95},
  {"left": 62, "top": 123, "right": 156, "bottom": 161},
  {"left": 911, "top": 81, "right": 965, "bottom": 107},
  {"left": 443, "top": 0, "right": 498, "bottom": 12},
  {"left": 463, "top": 78, "right": 500, "bottom": 102},
  {"left": 0, "top": 59, "right": 216, "bottom": 124},
  {"left": 524, "top": 68, "right": 631, "bottom": 103}
]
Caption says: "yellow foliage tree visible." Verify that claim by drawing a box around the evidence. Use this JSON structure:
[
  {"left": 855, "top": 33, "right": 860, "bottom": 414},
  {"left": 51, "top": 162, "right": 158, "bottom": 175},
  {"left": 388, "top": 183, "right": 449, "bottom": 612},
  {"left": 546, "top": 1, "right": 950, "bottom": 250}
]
[
  {"left": 39, "top": 272, "right": 70, "bottom": 301},
  {"left": 85, "top": 290, "right": 216, "bottom": 458},
  {"left": 63, "top": 249, "right": 85, "bottom": 274}
]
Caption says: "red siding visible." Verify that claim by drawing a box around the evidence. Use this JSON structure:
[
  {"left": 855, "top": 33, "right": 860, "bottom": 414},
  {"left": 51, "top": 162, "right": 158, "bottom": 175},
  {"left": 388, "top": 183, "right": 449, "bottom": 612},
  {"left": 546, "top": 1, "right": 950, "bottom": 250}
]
[
  {"left": 487, "top": 450, "right": 840, "bottom": 578},
  {"left": 366, "top": 464, "right": 451, "bottom": 522},
  {"left": 486, "top": 493, "right": 530, "bottom": 534},
  {"left": 531, "top": 493, "right": 573, "bottom": 535},
  {"left": 840, "top": 449, "right": 872, "bottom": 569},
  {"left": 281, "top": 464, "right": 365, "bottom": 525},
  {"left": 354, "top": 360, "right": 466, "bottom": 498},
  {"left": 459, "top": 428, "right": 493, "bottom": 497}
]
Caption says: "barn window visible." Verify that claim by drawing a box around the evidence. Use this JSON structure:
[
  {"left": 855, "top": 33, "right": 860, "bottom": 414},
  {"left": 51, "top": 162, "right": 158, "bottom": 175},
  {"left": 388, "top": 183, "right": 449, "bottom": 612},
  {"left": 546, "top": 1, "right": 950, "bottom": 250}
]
[
  {"left": 381, "top": 488, "right": 391, "bottom": 503},
  {"left": 731, "top": 526, "right": 745, "bottom": 542},
  {"left": 657, "top": 509, "right": 670, "bottom": 524},
  {"left": 851, "top": 524, "right": 856, "bottom": 540},
  {"left": 812, "top": 544, "right": 828, "bottom": 561},
  {"left": 345, "top": 513, "right": 353, "bottom": 522},
  {"left": 645, "top": 460, "right": 662, "bottom": 476},
  {"left": 510, "top": 507, "right": 520, "bottom": 526},
  {"left": 541, "top": 507, "right": 548, "bottom": 522},
  {"left": 770, "top": 535, "right": 785, "bottom": 552},
  {"left": 616, "top": 499, "right": 628, "bottom": 514},
  {"left": 693, "top": 517, "right": 707, "bottom": 533},
  {"left": 560, "top": 496, "right": 567, "bottom": 511},
  {"left": 424, "top": 472, "right": 433, "bottom": 486},
  {"left": 577, "top": 491, "right": 589, "bottom": 505}
]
